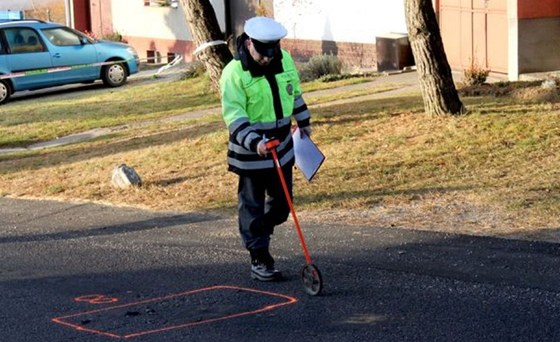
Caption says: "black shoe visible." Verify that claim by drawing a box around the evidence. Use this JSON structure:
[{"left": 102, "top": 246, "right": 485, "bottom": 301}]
[
  {"left": 251, "top": 263, "right": 282, "bottom": 281},
  {"left": 249, "top": 248, "right": 282, "bottom": 281}
]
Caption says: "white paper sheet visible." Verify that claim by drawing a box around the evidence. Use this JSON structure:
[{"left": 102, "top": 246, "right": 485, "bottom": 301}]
[{"left": 292, "top": 130, "right": 325, "bottom": 181}]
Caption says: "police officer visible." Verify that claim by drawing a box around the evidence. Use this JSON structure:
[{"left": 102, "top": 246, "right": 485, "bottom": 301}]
[{"left": 219, "top": 16, "right": 312, "bottom": 281}]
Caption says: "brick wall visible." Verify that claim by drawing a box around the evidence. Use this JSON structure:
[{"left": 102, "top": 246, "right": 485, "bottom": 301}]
[
  {"left": 519, "top": 0, "right": 560, "bottom": 19},
  {"left": 281, "top": 38, "right": 378, "bottom": 70}
]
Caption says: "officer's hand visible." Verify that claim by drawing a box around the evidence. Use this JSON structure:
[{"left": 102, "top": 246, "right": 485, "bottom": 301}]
[
  {"left": 300, "top": 126, "right": 312, "bottom": 138},
  {"left": 257, "top": 140, "right": 268, "bottom": 157}
]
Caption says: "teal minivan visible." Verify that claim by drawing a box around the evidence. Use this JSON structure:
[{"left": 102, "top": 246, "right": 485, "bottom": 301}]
[{"left": 0, "top": 19, "right": 139, "bottom": 104}]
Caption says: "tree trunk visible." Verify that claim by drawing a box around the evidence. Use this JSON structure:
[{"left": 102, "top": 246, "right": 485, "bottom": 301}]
[
  {"left": 180, "top": 0, "right": 233, "bottom": 93},
  {"left": 405, "top": 0, "right": 465, "bottom": 116}
]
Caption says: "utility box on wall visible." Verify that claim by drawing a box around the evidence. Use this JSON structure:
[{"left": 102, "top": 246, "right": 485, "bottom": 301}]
[{"left": 375, "top": 33, "right": 414, "bottom": 72}]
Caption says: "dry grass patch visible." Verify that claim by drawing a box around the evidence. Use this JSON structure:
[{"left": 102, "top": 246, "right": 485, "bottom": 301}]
[{"left": 1, "top": 77, "right": 560, "bottom": 242}]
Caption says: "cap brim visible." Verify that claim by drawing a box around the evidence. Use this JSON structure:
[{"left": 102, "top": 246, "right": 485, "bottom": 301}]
[{"left": 252, "top": 39, "right": 279, "bottom": 57}]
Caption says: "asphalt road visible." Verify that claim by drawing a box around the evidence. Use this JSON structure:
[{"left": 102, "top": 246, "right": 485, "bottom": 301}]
[{"left": 2, "top": 197, "right": 560, "bottom": 341}]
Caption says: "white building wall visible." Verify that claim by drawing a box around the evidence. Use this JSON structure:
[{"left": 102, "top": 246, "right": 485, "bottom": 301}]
[
  {"left": 110, "top": 0, "right": 226, "bottom": 40},
  {"left": 274, "top": 0, "right": 407, "bottom": 44}
]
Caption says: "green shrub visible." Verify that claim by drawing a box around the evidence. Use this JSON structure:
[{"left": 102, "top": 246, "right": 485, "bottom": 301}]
[
  {"left": 102, "top": 31, "right": 126, "bottom": 43},
  {"left": 299, "top": 54, "right": 343, "bottom": 82}
]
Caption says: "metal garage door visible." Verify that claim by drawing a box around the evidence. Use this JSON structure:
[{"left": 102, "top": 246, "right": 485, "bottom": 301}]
[{"left": 439, "top": 0, "right": 508, "bottom": 74}]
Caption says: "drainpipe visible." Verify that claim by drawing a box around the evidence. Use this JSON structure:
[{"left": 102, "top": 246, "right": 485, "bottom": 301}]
[
  {"left": 64, "top": 0, "right": 74, "bottom": 28},
  {"left": 507, "top": 0, "right": 518, "bottom": 80}
]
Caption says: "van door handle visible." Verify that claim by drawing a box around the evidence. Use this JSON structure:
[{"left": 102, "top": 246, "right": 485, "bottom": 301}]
[{"left": 52, "top": 53, "right": 61, "bottom": 58}]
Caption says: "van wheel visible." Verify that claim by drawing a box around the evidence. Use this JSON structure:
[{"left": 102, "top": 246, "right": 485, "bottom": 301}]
[
  {"left": 102, "top": 62, "right": 127, "bottom": 87},
  {"left": 0, "top": 80, "right": 11, "bottom": 105}
]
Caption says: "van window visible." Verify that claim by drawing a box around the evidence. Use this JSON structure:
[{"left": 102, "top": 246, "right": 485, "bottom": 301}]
[{"left": 5, "top": 28, "right": 44, "bottom": 53}]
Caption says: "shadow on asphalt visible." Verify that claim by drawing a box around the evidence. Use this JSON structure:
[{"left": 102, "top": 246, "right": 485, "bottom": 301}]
[
  {"left": 9, "top": 71, "right": 162, "bottom": 104},
  {"left": 0, "top": 212, "right": 219, "bottom": 244},
  {"left": 4, "top": 225, "right": 560, "bottom": 341},
  {"left": 10, "top": 82, "right": 107, "bottom": 103}
]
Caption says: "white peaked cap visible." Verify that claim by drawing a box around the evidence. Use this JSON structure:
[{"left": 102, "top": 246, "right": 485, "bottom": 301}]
[{"left": 244, "top": 16, "right": 287, "bottom": 43}]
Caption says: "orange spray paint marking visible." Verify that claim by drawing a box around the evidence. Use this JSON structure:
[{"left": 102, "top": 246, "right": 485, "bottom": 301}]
[
  {"left": 74, "top": 294, "right": 119, "bottom": 304},
  {"left": 53, "top": 285, "right": 298, "bottom": 339}
]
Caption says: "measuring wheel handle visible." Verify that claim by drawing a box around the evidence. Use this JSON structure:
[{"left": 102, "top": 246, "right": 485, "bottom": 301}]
[
  {"left": 264, "top": 138, "right": 280, "bottom": 150},
  {"left": 266, "top": 136, "right": 324, "bottom": 296}
]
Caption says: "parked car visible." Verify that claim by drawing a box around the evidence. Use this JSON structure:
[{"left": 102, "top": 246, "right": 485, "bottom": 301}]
[{"left": 0, "top": 19, "right": 139, "bottom": 104}]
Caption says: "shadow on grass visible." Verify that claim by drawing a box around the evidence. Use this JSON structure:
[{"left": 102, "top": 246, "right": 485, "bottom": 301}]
[
  {"left": 0, "top": 121, "right": 223, "bottom": 175},
  {"left": 314, "top": 95, "right": 425, "bottom": 120},
  {"left": 149, "top": 176, "right": 192, "bottom": 187},
  {"left": 3, "top": 79, "right": 219, "bottom": 149},
  {"left": 0, "top": 94, "right": 424, "bottom": 176},
  {"left": 297, "top": 185, "right": 472, "bottom": 208}
]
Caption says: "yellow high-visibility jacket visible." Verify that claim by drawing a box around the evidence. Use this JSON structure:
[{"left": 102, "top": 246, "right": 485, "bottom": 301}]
[{"left": 220, "top": 45, "right": 310, "bottom": 175}]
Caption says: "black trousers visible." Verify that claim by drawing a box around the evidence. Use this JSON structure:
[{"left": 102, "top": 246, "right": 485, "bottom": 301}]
[{"left": 237, "top": 166, "right": 292, "bottom": 251}]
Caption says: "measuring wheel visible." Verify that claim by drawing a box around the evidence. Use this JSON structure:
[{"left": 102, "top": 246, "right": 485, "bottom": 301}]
[{"left": 301, "top": 264, "right": 323, "bottom": 296}]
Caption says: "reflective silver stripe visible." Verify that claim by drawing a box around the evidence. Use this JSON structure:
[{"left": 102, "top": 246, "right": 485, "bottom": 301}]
[
  {"left": 251, "top": 117, "right": 291, "bottom": 130},
  {"left": 293, "top": 108, "right": 310, "bottom": 122},
  {"left": 228, "top": 133, "right": 291, "bottom": 155},
  {"left": 227, "top": 148, "right": 294, "bottom": 170},
  {"left": 293, "top": 95, "right": 310, "bottom": 121},
  {"left": 235, "top": 125, "right": 254, "bottom": 145},
  {"left": 243, "top": 131, "right": 260, "bottom": 150},
  {"left": 229, "top": 141, "right": 254, "bottom": 155},
  {"left": 277, "top": 134, "right": 292, "bottom": 151},
  {"left": 294, "top": 95, "right": 305, "bottom": 107},
  {"left": 228, "top": 117, "right": 292, "bottom": 134},
  {"left": 228, "top": 157, "right": 273, "bottom": 170},
  {"left": 237, "top": 125, "right": 254, "bottom": 139},
  {"left": 279, "top": 148, "right": 295, "bottom": 166},
  {"left": 228, "top": 117, "right": 249, "bottom": 135}
]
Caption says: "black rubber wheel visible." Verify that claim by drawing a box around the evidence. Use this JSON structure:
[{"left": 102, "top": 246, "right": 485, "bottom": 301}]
[
  {"left": 0, "top": 79, "right": 11, "bottom": 105},
  {"left": 301, "top": 264, "right": 323, "bottom": 296},
  {"left": 102, "top": 62, "right": 127, "bottom": 87}
]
